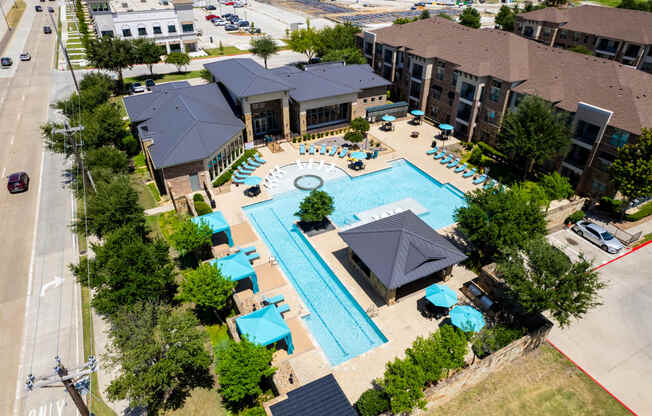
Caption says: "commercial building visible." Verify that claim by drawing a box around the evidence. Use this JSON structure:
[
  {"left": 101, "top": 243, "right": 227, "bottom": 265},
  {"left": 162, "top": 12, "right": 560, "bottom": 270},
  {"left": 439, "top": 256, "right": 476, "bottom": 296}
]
[
  {"left": 87, "top": 0, "right": 198, "bottom": 52},
  {"left": 358, "top": 17, "right": 652, "bottom": 195},
  {"left": 514, "top": 5, "right": 652, "bottom": 73}
]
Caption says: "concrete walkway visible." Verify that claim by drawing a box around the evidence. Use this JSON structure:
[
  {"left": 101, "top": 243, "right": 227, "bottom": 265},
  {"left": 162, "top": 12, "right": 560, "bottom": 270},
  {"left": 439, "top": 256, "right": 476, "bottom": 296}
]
[{"left": 144, "top": 203, "right": 174, "bottom": 216}]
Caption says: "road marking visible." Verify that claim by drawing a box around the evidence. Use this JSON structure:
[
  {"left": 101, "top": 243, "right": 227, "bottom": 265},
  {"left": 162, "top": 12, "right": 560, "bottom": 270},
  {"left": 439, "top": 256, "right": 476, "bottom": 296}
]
[
  {"left": 21, "top": 95, "right": 25, "bottom": 102},
  {"left": 16, "top": 113, "right": 21, "bottom": 121},
  {"left": 14, "top": 148, "right": 46, "bottom": 414},
  {"left": 1, "top": 167, "right": 5, "bottom": 177},
  {"left": 10, "top": 135, "right": 15, "bottom": 145},
  {"left": 40, "top": 276, "right": 64, "bottom": 297}
]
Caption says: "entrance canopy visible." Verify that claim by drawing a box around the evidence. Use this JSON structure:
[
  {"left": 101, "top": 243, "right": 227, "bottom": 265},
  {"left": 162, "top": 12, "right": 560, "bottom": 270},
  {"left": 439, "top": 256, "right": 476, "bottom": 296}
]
[
  {"left": 192, "top": 211, "right": 233, "bottom": 247},
  {"left": 210, "top": 251, "right": 259, "bottom": 293},
  {"left": 236, "top": 305, "right": 294, "bottom": 353}
]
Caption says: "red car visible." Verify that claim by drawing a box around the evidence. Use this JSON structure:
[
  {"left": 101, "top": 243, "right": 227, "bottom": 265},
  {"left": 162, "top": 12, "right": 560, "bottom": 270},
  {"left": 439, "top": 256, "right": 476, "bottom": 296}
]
[
  {"left": 7, "top": 172, "right": 29, "bottom": 193},
  {"left": 223, "top": 2, "right": 234, "bottom": 5},
  {"left": 205, "top": 14, "right": 220, "bottom": 20}
]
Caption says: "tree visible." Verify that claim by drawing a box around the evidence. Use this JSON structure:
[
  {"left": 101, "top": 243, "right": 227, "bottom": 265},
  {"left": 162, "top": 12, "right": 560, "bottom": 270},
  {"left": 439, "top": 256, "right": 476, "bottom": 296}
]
[
  {"left": 351, "top": 116, "right": 370, "bottom": 137},
  {"left": 495, "top": 5, "right": 516, "bottom": 31},
  {"left": 497, "top": 95, "right": 571, "bottom": 179},
  {"left": 454, "top": 186, "right": 547, "bottom": 260},
  {"left": 199, "top": 68, "right": 213, "bottom": 82},
  {"left": 85, "top": 37, "right": 136, "bottom": 88},
  {"left": 177, "top": 262, "right": 236, "bottom": 320},
  {"left": 169, "top": 218, "right": 213, "bottom": 259},
  {"left": 79, "top": 72, "right": 115, "bottom": 92},
  {"left": 438, "top": 12, "right": 454, "bottom": 21},
  {"left": 70, "top": 146, "right": 130, "bottom": 196},
  {"left": 287, "top": 26, "right": 319, "bottom": 62},
  {"left": 383, "top": 357, "right": 426, "bottom": 414},
  {"left": 314, "top": 23, "right": 360, "bottom": 56},
  {"left": 77, "top": 175, "right": 145, "bottom": 239},
  {"left": 355, "top": 389, "right": 390, "bottom": 416},
  {"left": 406, "top": 333, "right": 446, "bottom": 385},
  {"left": 249, "top": 35, "right": 279, "bottom": 69},
  {"left": 609, "top": 128, "right": 652, "bottom": 214},
  {"left": 618, "top": 0, "right": 652, "bottom": 10},
  {"left": 133, "top": 38, "right": 164, "bottom": 75},
  {"left": 420, "top": 9, "right": 431, "bottom": 19},
  {"left": 55, "top": 86, "right": 112, "bottom": 122},
  {"left": 41, "top": 122, "right": 73, "bottom": 157},
  {"left": 295, "top": 189, "right": 334, "bottom": 225},
  {"left": 165, "top": 51, "right": 191, "bottom": 73},
  {"left": 437, "top": 325, "right": 468, "bottom": 372},
  {"left": 540, "top": 171, "right": 574, "bottom": 202},
  {"left": 322, "top": 48, "right": 366, "bottom": 65},
  {"left": 71, "top": 224, "right": 176, "bottom": 316},
  {"left": 569, "top": 45, "right": 593, "bottom": 55},
  {"left": 497, "top": 238, "right": 604, "bottom": 327},
  {"left": 344, "top": 131, "right": 364, "bottom": 145},
  {"left": 106, "top": 303, "right": 213, "bottom": 413},
  {"left": 459, "top": 7, "right": 481, "bottom": 29},
  {"left": 83, "top": 102, "right": 128, "bottom": 149},
  {"left": 393, "top": 17, "right": 418, "bottom": 25},
  {"left": 216, "top": 338, "right": 276, "bottom": 407}
]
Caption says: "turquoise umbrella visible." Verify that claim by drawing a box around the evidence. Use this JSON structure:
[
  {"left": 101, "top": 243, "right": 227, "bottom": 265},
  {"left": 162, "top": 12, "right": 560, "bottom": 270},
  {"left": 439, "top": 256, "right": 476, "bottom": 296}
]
[
  {"left": 350, "top": 151, "right": 367, "bottom": 160},
  {"left": 381, "top": 114, "right": 396, "bottom": 122},
  {"left": 439, "top": 123, "right": 454, "bottom": 131},
  {"left": 243, "top": 175, "right": 262, "bottom": 186},
  {"left": 411, "top": 110, "right": 425, "bottom": 116},
  {"left": 425, "top": 284, "right": 457, "bottom": 308},
  {"left": 450, "top": 305, "right": 485, "bottom": 332}
]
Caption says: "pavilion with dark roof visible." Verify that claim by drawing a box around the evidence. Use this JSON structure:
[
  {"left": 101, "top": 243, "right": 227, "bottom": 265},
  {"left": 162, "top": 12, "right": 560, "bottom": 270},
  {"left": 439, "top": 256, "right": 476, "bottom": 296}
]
[
  {"left": 268, "top": 374, "right": 356, "bottom": 416},
  {"left": 339, "top": 210, "right": 467, "bottom": 304}
]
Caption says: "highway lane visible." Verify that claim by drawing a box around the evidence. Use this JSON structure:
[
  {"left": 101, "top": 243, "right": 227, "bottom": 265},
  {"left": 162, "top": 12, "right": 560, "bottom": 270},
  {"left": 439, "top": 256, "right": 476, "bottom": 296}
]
[{"left": 0, "top": 5, "right": 83, "bottom": 416}]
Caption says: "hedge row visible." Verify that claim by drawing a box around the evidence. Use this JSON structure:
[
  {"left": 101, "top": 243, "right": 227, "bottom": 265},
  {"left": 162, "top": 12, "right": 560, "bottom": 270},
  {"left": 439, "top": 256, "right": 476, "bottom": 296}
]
[
  {"left": 626, "top": 200, "right": 652, "bottom": 222},
  {"left": 212, "top": 149, "right": 258, "bottom": 187}
]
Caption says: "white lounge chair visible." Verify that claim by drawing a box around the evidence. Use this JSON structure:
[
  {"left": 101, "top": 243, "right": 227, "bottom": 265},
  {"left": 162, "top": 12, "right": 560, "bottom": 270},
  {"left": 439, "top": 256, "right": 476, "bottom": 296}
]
[
  {"left": 296, "top": 159, "right": 304, "bottom": 170},
  {"left": 317, "top": 160, "right": 324, "bottom": 170},
  {"left": 308, "top": 158, "right": 314, "bottom": 168},
  {"left": 274, "top": 165, "right": 285, "bottom": 176}
]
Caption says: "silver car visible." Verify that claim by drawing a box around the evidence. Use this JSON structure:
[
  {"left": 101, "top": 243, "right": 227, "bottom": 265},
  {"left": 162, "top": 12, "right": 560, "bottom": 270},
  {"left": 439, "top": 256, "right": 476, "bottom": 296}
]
[{"left": 573, "top": 221, "right": 624, "bottom": 253}]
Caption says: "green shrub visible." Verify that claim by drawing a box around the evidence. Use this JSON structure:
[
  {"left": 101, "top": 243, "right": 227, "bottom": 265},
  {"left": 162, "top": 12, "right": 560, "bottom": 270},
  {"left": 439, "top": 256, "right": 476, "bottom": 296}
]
[
  {"left": 193, "top": 193, "right": 205, "bottom": 203},
  {"left": 540, "top": 172, "right": 574, "bottom": 201},
  {"left": 194, "top": 200, "right": 212, "bottom": 216},
  {"left": 566, "top": 210, "right": 585, "bottom": 224},
  {"left": 384, "top": 357, "right": 426, "bottom": 414},
  {"left": 468, "top": 147, "right": 483, "bottom": 166},
  {"left": 212, "top": 149, "right": 258, "bottom": 187},
  {"left": 600, "top": 196, "right": 623, "bottom": 216},
  {"left": 355, "top": 389, "right": 390, "bottom": 416},
  {"left": 292, "top": 138, "right": 296, "bottom": 143},
  {"left": 242, "top": 407, "right": 266, "bottom": 416},
  {"left": 121, "top": 134, "right": 140, "bottom": 156},
  {"left": 478, "top": 142, "right": 506, "bottom": 159},
  {"left": 626, "top": 200, "right": 652, "bottom": 222},
  {"left": 471, "top": 325, "right": 526, "bottom": 359}
]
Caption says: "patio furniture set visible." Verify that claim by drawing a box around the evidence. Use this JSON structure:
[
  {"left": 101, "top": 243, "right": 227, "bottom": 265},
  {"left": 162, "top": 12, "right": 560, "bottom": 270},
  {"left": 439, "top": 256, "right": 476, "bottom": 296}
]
[{"left": 426, "top": 146, "right": 500, "bottom": 189}]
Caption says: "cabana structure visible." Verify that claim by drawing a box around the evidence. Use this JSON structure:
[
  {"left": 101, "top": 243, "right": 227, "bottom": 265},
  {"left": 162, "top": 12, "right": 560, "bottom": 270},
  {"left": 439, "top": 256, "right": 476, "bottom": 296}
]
[
  {"left": 339, "top": 210, "right": 467, "bottom": 304},
  {"left": 210, "top": 251, "right": 259, "bottom": 293},
  {"left": 192, "top": 210, "right": 233, "bottom": 247},
  {"left": 236, "top": 305, "right": 294, "bottom": 353}
]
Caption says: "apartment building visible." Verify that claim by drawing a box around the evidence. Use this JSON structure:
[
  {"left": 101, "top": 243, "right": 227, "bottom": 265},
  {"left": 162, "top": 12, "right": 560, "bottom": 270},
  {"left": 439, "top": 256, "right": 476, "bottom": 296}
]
[
  {"left": 358, "top": 17, "right": 652, "bottom": 195},
  {"left": 514, "top": 5, "right": 652, "bottom": 73},
  {"left": 87, "top": 0, "right": 198, "bottom": 52}
]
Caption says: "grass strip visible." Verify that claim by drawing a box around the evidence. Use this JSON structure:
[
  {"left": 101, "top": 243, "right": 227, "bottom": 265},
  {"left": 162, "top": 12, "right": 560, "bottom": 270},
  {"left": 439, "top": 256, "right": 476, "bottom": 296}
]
[
  {"left": 124, "top": 70, "right": 204, "bottom": 84},
  {"left": 7, "top": 0, "right": 26, "bottom": 28}
]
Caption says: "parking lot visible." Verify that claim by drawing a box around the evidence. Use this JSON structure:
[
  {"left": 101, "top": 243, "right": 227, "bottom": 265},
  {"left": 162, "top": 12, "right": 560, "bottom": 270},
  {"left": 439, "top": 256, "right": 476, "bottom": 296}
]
[{"left": 547, "top": 227, "right": 622, "bottom": 267}]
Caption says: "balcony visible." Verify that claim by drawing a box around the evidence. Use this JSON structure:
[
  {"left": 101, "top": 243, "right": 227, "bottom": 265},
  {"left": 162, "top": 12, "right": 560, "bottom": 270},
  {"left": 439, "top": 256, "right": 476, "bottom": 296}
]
[{"left": 460, "top": 83, "right": 476, "bottom": 103}]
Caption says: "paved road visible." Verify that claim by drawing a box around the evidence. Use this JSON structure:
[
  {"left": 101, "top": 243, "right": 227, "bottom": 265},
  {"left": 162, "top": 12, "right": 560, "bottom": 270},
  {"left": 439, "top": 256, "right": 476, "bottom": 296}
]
[
  {"left": 548, "top": 242, "right": 652, "bottom": 415},
  {"left": 0, "top": 3, "right": 83, "bottom": 416}
]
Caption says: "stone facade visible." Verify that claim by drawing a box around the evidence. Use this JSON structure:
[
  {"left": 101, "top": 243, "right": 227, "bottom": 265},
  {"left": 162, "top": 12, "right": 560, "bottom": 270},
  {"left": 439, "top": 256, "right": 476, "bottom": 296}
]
[
  {"left": 162, "top": 159, "right": 206, "bottom": 196},
  {"left": 544, "top": 197, "right": 587, "bottom": 231}
]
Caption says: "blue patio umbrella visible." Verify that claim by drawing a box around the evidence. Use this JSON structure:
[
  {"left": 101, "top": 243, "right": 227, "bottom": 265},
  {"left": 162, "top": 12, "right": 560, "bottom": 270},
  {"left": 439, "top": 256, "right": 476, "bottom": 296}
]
[
  {"left": 425, "top": 284, "right": 458, "bottom": 308},
  {"left": 450, "top": 305, "right": 485, "bottom": 332},
  {"left": 243, "top": 175, "right": 262, "bottom": 186},
  {"left": 381, "top": 114, "right": 396, "bottom": 122},
  {"left": 350, "top": 151, "right": 367, "bottom": 160},
  {"left": 439, "top": 123, "right": 454, "bottom": 131},
  {"left": 236, "top": 305, "right": 294, "bottom": 353},
  {"left": 411, "top": 110, "right": 425, "bottom": 116},
  {"left": 210, "top": 250, "right": 259, "bottom": 293}
]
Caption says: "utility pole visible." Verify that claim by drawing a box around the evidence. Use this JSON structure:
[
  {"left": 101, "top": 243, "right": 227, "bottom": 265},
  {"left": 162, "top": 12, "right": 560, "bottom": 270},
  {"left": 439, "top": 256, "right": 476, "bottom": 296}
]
[{"left": 26, "top": 356, "right": 97, "bottom": 416}]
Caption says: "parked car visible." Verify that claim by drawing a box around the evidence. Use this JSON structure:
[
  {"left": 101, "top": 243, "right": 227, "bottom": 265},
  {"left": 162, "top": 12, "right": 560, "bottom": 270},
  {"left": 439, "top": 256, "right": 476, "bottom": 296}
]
[
  {"left": 20, "top": 52, "right": 31, "bottom": 61},
  {"left": 213, "top": 19, "right": 226, "bottom": 26},
  {"left": 35, "top": 5, "right": 43, "bottom": 11},
  {"left": 224, "top": 24, "right": 239, "bottom": 31},
  {"left": 205, "top": 14, "right": 219, "bottom": 20},
  {"left": 222, "top": 12, "right": 233, "bottom": 18},
  {"left": 7, "top": 172, "right": 29, "bottom": 193},
  {"left": 43, "top": 26, "right": 52, "bottom": 34},
  {"left": 130, "top": 82, "right": 145, "bottom": 93},
  {"left": 227, "top": 15, "right": 239, "bottom": 22},
  {"left": 1, "top": 57, "right": 12, "bottom": 67},
  {"left": 206, "top": 4, "right": 216, "bottom": 9},
  {"left": 234, "top": 2, "right": 244, "bottom": 7},
  {"left": 47, "top": 6, "right": 54, "bottom": 12},
  {"left": 247, "top": 26, "right": 261, "bottom": 33},
  {"left": 145, "top": 79, "right": 155, "bottom": 90},
  {"left": 573, "top": 220, "right": 624, "bottom": 253},
  {"left": 237, "top": 20, "right": 249, "bottom": 27},
  {"left": 223, "top": 1, "right": 235, "bottom": 5}
]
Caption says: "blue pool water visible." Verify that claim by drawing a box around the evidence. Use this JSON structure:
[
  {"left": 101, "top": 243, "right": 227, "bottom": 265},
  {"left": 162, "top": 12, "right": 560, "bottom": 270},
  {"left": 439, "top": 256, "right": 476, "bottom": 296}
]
[{"left": 243, "top": 159, "right": 466, "bottom": 365}]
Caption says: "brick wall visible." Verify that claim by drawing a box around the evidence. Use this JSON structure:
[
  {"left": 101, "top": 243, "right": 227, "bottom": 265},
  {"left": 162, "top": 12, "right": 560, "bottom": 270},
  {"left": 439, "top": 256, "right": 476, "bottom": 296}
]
[{"left": 544, "top": 197, "right": 587, "bottom": 230}]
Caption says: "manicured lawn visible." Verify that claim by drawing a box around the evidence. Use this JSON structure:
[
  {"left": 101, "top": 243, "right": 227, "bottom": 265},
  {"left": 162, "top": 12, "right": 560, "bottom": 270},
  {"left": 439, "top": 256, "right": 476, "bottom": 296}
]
[
  {"left": 150, "top": 210, "right": 183, "bottom": 242},
  {"left": 81, "top": 286, "right": 118, "bottom": 416},
  {"left": 584, "top": 0, "right": 621, "bottom": 6},
  {"left": 7, "top": 0, "right": 26, "bottom": 28},
  {"left": 639, "top": 232, "right": 652, "bottom": 244},
  {"left": 133, "top": 152, "right": 146, "bottom": 169},
  {"left": 430, "top": 344, "right": 630, "bottom": 416},
  {"left": 147, "top": 182, "right": 161, "bottom": 202},
  {"left": 203, "top": 46, "right": 246, "bottom": 57},
  {"left": 130, "top": 173, "right": 157, "bottom": 210},
  {"left": 165, "top": 386, "right": 227, "bottom": 416},
  {"left": 626, "top": 200, "right": 652, "bottom": 221},
  {"left": 124, "top": 70, "right": 204, "bottom": 85}
]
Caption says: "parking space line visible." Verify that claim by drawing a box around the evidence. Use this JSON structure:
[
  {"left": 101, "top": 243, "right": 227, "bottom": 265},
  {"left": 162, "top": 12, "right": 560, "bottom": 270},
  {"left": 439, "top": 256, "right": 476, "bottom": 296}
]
[
  {"left": 2, "top": 167, "right": 5, "bottom": 177},
  {"left": 10, "top": 135, "right": 15, "bottom": 145}
]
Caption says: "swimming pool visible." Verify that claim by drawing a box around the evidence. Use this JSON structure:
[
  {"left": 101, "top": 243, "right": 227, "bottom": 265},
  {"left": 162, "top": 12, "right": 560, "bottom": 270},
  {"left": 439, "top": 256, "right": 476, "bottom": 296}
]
[{"left": 244, "top": 159, "right": 466, "bottom": 365}]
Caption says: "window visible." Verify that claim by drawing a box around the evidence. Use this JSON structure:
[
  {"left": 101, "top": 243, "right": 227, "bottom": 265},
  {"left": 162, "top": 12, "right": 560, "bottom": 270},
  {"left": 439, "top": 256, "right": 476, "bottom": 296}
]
[
  {"left": 371, "top": 97, "right": 375, "bottom": 102},
  {"left": 168, "top": 24, "right": 177, "bottom": 33},
  {"left": 460, "top": 82, "right": 475, "bottom": 101},
  {"left": 485, "top": 110, "right": 496, "bottom": 123},
  {"left": 623, "top": 44, "right": 640, "bottom": 58},
  {"left": 138, "top": 27, "right": 147, "bottom": 36},
  {"left": 153, "top": 25, "right": 162, "bottom": 34},
  {"left": 382, "top": 65, "right": 392, "bottom": 80},
  {"left": 583, "top": 35, "right": 589, "bottom": 44},
  {"left": 306, "top": 103, "right": 349, "bottom": 128},
  {"left": 101, "top": 30, "right": 114, "bottom": 37},
  {"left": 564, "top": 144, "right": 591, "bottom": 169},
  {"left": 559, "top": 30, "right": 567, "bottom": 39},
  {"left": 591, "top": 180, "right": 608, "bottom": 195},
  {"left": 182, "top": 23, "right": 194, "bottom": 33},
  {"left": 412, "top": 63, "right": 423, "bottom": 80},
  {"left": 122, "top": 28, "right": 132, "bottom": 37},
  {"left": 432, "top": 85, "right": 442, "bottom": 100},
  {"left": 436, "top": 62, "right": 445, "bottom": 80},
  {"left": 609, "top": 129, "right": 629, "bottom": 148},
  {"left": 490, "top": 80, "right": 501, "bottom": 102},
  {"left": 597, "top": 39, "right": 618, "bottom": 53},
  {"left": 363, "top": 98, "right": 368, "bottom": 103},
  {"left": 452, "top": 71, "right": 458, "bottom": 87},
  {"left": 409, "top": 81, "right": 422, "bottom": 99},
  {"left": 364, "top": 42, "right": 373, "bottom": 56},
  {"left": 543, "top": 27, "right": 551, "bottom": 36},
  {"left": 378, "top": 96, "right": 384, "bottom": 101},
  {"left": 456, "top": 102, "right": 472, "bottom": 122},
  {"left": 573, "top": 32, "right": 580, "bottom": 42},
  {"left": 447, "top": 91, "right": 455, "bottom": 106},
  {"left": 523, "top": 26, "right": 534, "bottom": 38},
  {"left": 574, "top": 120, "right": 601, "bottom": 145},
  {"left": 384, "top": 49, "right": 393, "bottom": 64}
]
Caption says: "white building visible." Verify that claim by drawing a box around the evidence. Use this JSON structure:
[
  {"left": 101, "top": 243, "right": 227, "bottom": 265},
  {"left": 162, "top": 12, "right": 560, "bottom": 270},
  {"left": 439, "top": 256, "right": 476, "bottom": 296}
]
[{"left": 87, "top": 0, "right": 198, "bottom": 53}]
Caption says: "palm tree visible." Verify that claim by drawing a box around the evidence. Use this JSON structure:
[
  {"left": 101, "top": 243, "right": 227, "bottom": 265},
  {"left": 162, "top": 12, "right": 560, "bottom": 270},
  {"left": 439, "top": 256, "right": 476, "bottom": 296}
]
[{"left": 249, "top": 35, "right": 279, "bottom": 69}]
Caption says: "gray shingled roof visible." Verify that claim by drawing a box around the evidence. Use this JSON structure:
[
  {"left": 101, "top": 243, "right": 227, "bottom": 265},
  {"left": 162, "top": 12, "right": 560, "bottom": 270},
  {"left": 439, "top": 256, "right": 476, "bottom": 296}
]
[
  {"left": 128, "top": 84, "right": 244, "bottom": 169},
  {"left": 306, "top": 64, "right": 391, "bottom": 90},
  {"left": 339, "top": 210, "right": 467, "bottom": 290},
  {"left": 269, "top": 375, "right": 356, "bottom": 416},
  {"left": 270, "top": 67, "right": 360, "bottom": 102},
  {"left": 150, "top": 81, "right": 190, "bottom": 92},
  {"left": 203, "top": 58, "right": 292, "bottom": 98}
]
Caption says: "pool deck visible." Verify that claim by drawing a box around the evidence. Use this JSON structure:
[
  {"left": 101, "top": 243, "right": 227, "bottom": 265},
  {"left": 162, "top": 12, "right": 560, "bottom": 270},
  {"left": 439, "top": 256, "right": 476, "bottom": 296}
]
[{"left": 210, "top": 120, "right": 484, "bottom": 403}]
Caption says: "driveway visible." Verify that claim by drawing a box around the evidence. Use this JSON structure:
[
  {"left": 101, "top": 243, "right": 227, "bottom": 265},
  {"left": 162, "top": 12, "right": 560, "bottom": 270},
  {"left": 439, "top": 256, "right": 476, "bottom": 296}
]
[
  {"left": 547, "top": 242, "right": 652, "bottom": 415},
  {"left": 547, "top": 227, "right": 621, "bottom": 266}
]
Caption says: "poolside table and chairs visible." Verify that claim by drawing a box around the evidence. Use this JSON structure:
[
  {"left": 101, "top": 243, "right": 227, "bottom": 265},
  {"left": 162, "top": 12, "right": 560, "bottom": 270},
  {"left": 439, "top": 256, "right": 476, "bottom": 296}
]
[
  {"left": 450, "top": 305, "right": 485, "bottom": 332},
  {"left": 410, "top": 109, "right": 424, "bottom": 125}
]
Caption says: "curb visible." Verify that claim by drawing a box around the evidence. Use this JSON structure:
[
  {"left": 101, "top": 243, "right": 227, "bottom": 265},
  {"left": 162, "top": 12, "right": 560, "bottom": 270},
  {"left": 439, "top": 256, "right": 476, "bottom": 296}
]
[{"left": 593, "top": 239, "right": 652, "bottom": 271}]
